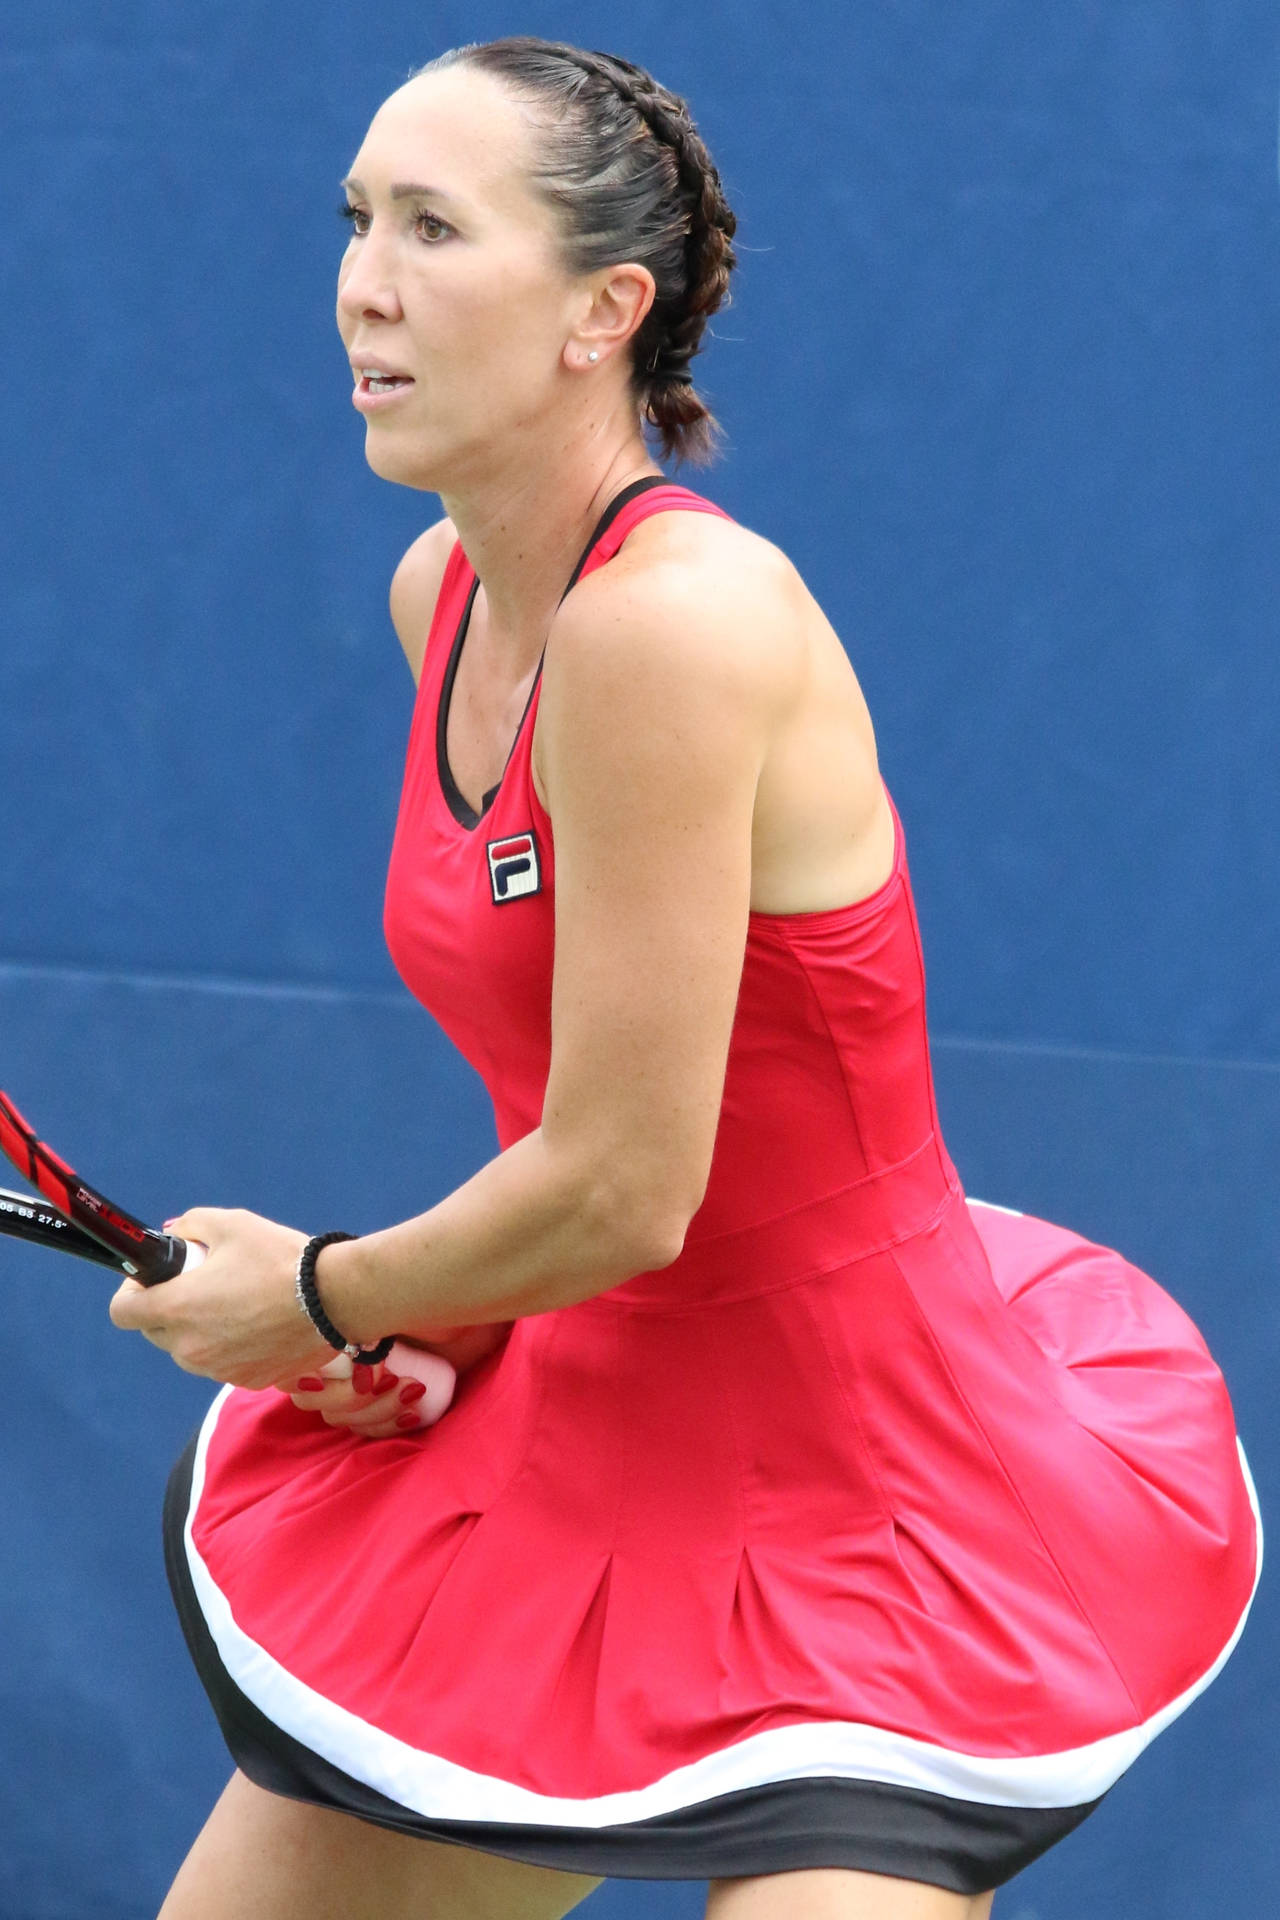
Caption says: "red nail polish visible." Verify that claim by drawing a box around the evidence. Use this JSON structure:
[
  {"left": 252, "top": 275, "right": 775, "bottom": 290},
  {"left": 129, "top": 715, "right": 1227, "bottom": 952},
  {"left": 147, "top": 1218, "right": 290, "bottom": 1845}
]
[
  {"left": 399, "top": 1380, "right": 427, "bottom": 1405},
  {"left": 376, "top": 1370, "right": 400, "bottom": 1394},
  {"left": 296, "top": 1376, "right": 326, "bottom": 1393},
  {"left": 353, "top": 1365, "right": 374, "bottom": 1393},
  {"left": 395, "top": 1411, "right": 421, "bottom": 1430}
]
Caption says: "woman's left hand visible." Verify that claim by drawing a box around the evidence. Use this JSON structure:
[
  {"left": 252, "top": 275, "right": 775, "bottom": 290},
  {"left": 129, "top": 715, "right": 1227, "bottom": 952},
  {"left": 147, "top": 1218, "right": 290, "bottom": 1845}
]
[{"left": 108, "top": 1207, "right": 334, "bottom": 1389}]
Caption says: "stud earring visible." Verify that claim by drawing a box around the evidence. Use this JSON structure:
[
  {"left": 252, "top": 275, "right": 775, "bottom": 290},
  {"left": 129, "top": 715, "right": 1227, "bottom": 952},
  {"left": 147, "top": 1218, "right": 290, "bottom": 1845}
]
[{"left": 587, "top": 350, "right": 599, "bottom": 363}]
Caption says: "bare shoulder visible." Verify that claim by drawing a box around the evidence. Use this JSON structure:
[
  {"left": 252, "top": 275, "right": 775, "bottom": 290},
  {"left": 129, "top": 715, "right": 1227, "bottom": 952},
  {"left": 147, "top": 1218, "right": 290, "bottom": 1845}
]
[
  {"left": 389, "top": 516, "right": 458, "bottom": 684},
  {"left": 542, "top": 510, "right": 807, "bottom": 716},
  {"left": 535, "top": 506, "right": 890, "bottom": 917},
  {"left": 533, "top": 510, "right": 812, "bottom": 849}
]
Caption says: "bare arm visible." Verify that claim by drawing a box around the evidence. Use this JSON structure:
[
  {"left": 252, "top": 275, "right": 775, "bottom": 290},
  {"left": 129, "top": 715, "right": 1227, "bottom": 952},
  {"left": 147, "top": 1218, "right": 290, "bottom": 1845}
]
[
  {"left": 113, "top": 539, "right": 788, "bottom": 1386},
  {"left": 319, "top": 543, "right": 784, "bottom": 1344}
]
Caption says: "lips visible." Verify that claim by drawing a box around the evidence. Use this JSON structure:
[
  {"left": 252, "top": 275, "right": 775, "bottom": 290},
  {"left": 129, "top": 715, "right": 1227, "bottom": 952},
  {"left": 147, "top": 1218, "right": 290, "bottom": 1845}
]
[{"left": 353, "top": 364, "right": 414, "bottom": 395}]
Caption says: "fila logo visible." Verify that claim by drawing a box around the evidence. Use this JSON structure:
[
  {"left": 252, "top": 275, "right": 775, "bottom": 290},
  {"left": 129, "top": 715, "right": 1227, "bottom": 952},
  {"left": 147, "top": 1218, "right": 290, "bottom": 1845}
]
[{"left": 487, "top": 830, "right": 542, "bottom": 904}]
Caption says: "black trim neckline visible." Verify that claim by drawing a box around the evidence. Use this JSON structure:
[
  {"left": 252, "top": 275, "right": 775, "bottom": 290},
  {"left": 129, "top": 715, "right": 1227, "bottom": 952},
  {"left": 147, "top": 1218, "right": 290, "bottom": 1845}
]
[{"left": 435, "top": 475, "right": 670, "bottom": 831}]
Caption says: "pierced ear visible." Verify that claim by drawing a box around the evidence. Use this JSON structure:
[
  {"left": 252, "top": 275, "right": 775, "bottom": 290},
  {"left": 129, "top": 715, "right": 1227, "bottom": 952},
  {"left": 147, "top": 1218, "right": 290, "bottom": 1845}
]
[{"left": 587, "top": 262, "right": 657, "bottom": 354}]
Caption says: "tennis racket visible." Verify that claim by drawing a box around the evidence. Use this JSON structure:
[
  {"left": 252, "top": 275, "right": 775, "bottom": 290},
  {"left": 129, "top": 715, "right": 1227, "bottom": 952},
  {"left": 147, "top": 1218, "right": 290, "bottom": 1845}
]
[
  {"left": 0, "top": 1088, "right": 458, "bottom": 1415},
  {"left": 0, "top": 1089, "right": 202, "bottom": 1280},
  {"left": 0, "top": 1183, "right": 125, "bottom": 1269}
]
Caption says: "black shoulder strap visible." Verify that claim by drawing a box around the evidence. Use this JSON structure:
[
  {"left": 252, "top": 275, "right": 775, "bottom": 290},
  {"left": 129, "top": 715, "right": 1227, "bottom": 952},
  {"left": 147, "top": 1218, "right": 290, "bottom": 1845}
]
[{"left": 558, "top": 475, "right": 671, "bottom": 603}]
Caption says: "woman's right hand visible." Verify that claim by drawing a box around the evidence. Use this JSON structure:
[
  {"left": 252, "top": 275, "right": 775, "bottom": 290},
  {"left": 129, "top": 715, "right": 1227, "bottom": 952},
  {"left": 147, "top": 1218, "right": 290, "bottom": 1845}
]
[
  {"left": 282, "top": 1356, "right": 431, "bottom": 1438},
  {"left": 279, "top": 1323, "right": 513, "bottom": 1439}
]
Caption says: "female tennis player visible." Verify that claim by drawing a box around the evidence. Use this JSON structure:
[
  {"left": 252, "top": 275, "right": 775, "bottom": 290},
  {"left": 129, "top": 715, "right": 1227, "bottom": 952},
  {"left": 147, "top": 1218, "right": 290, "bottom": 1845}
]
[{"left": 109, "top": 36, "right": 1260, "bottom": 1920}]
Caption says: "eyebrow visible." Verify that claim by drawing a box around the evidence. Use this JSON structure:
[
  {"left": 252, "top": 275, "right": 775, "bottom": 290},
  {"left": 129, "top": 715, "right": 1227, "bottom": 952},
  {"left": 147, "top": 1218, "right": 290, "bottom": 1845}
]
[{"left": 340, "top": 176, "right": 459, "bottom": 204}]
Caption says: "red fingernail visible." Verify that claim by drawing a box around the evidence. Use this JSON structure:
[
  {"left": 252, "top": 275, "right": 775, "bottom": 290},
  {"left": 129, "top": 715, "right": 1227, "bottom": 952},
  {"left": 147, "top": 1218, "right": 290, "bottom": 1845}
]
[
  {"left": 296, "top": 1376, "right": 326, "bottom": 1393},
  {"left": 376, "top": 1370, "right": 400, "bottom": 1393},
  {"left": 395, "top": 1411, "right": 421, "bottom": 1430},
  {"left": 353, "top": 1365, "right": 374, "bottom": 1393},
  {"left": 399, "top": 1380, "right": 427, "bottom": 1405}
]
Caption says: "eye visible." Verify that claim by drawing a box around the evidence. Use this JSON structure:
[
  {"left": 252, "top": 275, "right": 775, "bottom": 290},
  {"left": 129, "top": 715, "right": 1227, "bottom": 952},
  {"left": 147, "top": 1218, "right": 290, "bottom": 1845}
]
[
  {"left": 413, "top": 208, "right": 452, "bottom": 244},
  {"left": 338, "top": 201, "right": 370, "bottom": 237}
]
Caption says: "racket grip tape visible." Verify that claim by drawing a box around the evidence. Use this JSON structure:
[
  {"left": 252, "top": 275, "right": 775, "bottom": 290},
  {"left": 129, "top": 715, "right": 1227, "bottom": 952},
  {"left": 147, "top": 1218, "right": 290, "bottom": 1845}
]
[{"left": 132, "top": 1236, "right": 208, "bottom": 1285}]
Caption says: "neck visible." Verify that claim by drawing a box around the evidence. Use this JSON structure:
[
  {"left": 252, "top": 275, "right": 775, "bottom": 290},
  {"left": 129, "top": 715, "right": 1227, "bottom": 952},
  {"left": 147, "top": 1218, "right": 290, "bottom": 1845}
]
[{"left": 437, "top": 422, "right": 664, "bottom": 672}]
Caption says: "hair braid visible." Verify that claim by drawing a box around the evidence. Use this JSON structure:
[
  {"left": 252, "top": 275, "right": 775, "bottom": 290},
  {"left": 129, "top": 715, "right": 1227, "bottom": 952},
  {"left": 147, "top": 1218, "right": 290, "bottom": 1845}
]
[
  {"left": 421, "top": 36, "right": 738, "bottom": 463},
  {"left": 550, "top": 49, "right": 738, "bottom": 436}
]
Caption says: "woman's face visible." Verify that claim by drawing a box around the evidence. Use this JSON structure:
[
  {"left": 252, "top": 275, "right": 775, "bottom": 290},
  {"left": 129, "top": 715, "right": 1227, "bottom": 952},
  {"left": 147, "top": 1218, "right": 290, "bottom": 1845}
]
[{"left": 336, "top": 66, "right": 587, "bottom": 490}]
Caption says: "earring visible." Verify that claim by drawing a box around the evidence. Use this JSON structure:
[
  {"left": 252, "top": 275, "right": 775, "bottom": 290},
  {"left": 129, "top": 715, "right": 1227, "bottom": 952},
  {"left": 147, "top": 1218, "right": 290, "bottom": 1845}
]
[{"left": 587, "top": 350, "right": 599, "bottom": 363}]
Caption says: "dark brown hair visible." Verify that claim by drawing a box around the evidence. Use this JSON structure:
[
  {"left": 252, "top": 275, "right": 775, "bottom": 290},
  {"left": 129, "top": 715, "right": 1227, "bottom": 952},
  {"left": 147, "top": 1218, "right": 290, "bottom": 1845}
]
[{"left": 415, "top": 36, "right": 738, "bottom": 464}]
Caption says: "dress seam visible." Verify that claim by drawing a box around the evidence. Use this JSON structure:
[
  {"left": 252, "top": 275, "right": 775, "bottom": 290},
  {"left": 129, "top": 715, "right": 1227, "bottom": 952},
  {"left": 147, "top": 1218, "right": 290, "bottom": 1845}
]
[
  {"left": 684, "top": 1138, "right": 943, "bottom": 1254},
  {"left": 696, "top": 1304, "right": 750, "bottom": 1544},
  {"left": 795, "top": 1291, "right": 897, "bottom": 1528},
  {"left": 603, "top": 1307, "right": 629, "bottom": 1554},
  {"left": 885, "top": 1236, "right": 1146, "bottom": 1723},
  {"left": 580, "top": 1178, "right": 959, "bottom": 1317},
  {"left": 900, "top": 875, "right": 945, "bottom": 1142},
  {"left": 770, "top": 940, "right": 872, "bottom": 1172},
  {"left": 465, "top": 1319, "right": 561, "bottom": 1515}
]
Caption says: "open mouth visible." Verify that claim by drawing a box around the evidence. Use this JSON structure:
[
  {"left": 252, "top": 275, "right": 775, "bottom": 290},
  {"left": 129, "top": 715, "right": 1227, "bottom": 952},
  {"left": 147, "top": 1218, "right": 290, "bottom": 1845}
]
[{"left": 356, "top": 368, "right": 414, "bottom": 396}]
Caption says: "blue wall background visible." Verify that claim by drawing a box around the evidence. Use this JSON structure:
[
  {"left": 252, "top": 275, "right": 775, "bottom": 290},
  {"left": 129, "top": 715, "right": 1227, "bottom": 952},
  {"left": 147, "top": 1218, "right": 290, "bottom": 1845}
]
[{"left": 0, "top": 3, "right": 1275, "bottom": 1915}]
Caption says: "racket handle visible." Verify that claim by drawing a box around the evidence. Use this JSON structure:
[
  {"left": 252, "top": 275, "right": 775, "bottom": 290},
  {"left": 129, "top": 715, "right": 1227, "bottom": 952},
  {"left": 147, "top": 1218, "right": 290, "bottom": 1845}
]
[{"left": 131, "top": 1234, "right": 207, "bottom": 1285}]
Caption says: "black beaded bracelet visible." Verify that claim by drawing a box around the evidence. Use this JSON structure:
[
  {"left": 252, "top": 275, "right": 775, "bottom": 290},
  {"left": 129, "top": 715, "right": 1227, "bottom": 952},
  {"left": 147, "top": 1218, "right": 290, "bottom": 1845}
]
[{"left": 294, "top": 1231, "right": 394, "bottom": 1366}]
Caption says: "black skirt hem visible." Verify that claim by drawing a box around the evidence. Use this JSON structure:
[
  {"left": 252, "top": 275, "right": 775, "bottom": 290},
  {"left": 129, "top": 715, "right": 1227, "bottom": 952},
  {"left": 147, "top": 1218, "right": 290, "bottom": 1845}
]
[{"left": 164, "top": 1429, "right": 1101, "bottom": 1893}]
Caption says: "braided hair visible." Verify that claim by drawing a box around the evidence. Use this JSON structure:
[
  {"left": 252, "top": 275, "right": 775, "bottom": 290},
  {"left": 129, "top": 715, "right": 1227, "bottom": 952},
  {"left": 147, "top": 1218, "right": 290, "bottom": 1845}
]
[{"left": 415, "top": 37, "right": 738, "bottom": 465}]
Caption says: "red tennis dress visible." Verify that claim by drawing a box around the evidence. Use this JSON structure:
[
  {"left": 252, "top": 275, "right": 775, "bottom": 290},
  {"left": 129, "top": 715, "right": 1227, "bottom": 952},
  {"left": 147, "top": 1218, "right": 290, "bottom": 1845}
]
[{"left": 165, "top": 479, "right": 1260, "bottom": 1894}]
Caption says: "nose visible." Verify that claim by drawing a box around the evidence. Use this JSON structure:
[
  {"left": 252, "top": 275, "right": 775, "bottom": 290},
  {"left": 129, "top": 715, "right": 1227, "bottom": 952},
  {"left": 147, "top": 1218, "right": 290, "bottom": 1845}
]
[{"left": 336, "top": 225, "right": 404, "bottom": 326}]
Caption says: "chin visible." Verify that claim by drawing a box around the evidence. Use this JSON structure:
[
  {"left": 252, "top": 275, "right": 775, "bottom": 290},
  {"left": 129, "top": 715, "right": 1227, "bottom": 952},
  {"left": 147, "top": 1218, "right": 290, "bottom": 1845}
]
[{"left": 363, "top": 428, "right": 443, "bottom": 492}]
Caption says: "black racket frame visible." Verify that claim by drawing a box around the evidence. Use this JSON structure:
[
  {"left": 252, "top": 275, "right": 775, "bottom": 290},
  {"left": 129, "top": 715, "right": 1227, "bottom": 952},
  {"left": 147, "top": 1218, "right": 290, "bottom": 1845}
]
[{"left": 0, "top": 1090, "right": 188, "bottom": 1283}]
